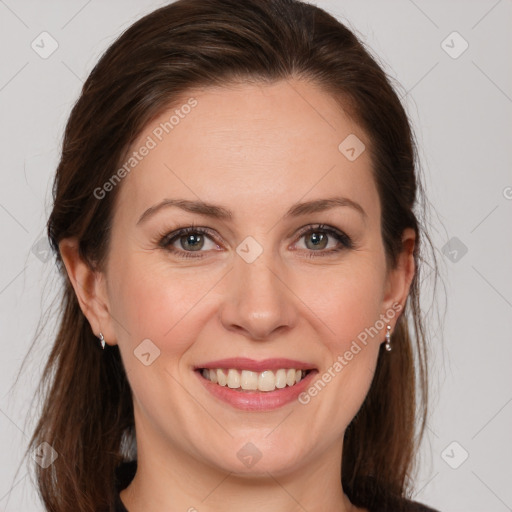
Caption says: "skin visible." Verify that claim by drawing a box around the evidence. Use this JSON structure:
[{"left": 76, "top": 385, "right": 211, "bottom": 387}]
[{"left": 60, "top": 79, "right": 415, "bottom": 512}]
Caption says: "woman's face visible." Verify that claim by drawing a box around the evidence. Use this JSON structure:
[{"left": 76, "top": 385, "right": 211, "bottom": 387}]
[{"left": 68, "top": 79, "right": 414, "bottom": 477}]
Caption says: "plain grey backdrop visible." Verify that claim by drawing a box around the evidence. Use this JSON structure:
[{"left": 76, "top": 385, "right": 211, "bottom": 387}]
[{"left": 1, "top": 1, "right": 511, "bottom": 511}]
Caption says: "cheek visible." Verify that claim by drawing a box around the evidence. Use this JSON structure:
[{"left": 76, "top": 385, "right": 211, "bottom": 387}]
[
  {"left": 293, "top": 270, "right": 386, "bottom": 448},
  {"left": 109, "top": 254, "right": 225, "bottom": 353},
  {"left": 295, "top": 259, "right": 386, "bottom": 349}
]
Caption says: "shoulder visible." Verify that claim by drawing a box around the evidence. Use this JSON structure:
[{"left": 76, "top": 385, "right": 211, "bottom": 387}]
[
  {"left": 368, "top": 495, "right": 441, "bottom": 512},
  {"left": 400, "top": 497, "right": 440, "bottom": 512},
  {"left": 348, "top": 476, "right": 440, "bottom": 512},
  {"left": 115, "top": 459, "right": 137, "bottom": 491},
  {"left": 397, "top": 497, "right": 440, "bottom": 511},
  {"left": 114, "top": 460, "right": 137, "bottom": 512}
]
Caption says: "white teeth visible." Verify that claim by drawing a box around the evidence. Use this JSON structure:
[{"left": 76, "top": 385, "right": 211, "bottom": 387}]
[
  {"left": 275, "top": 369, "right": 287, "bottom": 389},
  {"left": 227, "top": 369, "right": 240, "bottom": 389},
  {"left": 258, "top": 370, "right": 275, "bottom": 391},
  {"left": 240, "top": 370, "right": 258, "bottom": 390},
  {"left": 201, "top": 368, "right": 309, "bottom": 392},
  {"left": 217, "top": 368, "right": 227, "bottom": 386}
]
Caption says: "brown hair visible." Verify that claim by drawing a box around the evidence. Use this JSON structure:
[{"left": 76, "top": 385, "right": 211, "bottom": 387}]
[{"left": 17, "top": 0, "right": 439, "bottom": 510}]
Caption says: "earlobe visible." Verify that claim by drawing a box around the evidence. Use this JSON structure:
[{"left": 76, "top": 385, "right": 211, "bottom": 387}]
[
  {"left": 58, "top": 238, "right": 115, "bottom": 345},
  {"left": 382, "top": 228, "right": 416, "bottom": 317}
]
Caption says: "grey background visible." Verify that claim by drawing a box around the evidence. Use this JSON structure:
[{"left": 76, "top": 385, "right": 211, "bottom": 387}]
[{"left": 1, "top": 1, "right": 511, "bottom": 511}]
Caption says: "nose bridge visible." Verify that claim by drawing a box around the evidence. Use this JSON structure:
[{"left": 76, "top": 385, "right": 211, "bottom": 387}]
[{"left": 219, "top": 238, "right": 295, "bottom": 340}]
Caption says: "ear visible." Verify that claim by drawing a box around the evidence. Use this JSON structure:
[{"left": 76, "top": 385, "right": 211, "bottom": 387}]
[
  {"left": 58, "top": 238, "right": 117, "bottom": 346},
  {"left": 381, "top": 227, "right": 416, "bottom": 323}
]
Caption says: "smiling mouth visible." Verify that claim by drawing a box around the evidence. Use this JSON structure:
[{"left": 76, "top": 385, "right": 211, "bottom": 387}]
[{"left": 197, "top": 368, "right": 314, "bottom": 392}]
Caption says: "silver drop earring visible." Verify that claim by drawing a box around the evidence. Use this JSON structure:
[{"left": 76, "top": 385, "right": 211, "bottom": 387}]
[
  {"left": 98, "top": 332, "right": 106, "bottom": 350},
  {"left": 384, "top": 324, "right": 392, "bottom": 352}
]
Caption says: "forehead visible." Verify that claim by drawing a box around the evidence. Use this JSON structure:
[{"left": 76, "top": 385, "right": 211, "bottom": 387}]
[{"left": 114, "top": 79, "right": 379, "bottom": 226}]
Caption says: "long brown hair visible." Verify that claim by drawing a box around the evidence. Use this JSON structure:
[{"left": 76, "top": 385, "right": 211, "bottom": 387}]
[{"left": 16, "top": 0, "right": 439, "bottom": 510}]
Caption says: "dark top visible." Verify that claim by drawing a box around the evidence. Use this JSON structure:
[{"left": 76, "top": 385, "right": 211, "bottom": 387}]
[{"left": 114, "top": 460, "right": 440, "bottom": 512}]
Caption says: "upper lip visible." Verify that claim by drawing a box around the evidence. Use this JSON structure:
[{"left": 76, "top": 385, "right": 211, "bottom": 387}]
[{"left": 195, "top": 357, "right": 316, "bottom": 372}]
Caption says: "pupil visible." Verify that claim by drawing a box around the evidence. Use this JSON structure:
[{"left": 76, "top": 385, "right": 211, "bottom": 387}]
[
  {"left": 308, "top": 232, "right": 326, "bottom": 249},
  {"left": 184, "top": 234, "right": 203, "bottom": 251}
]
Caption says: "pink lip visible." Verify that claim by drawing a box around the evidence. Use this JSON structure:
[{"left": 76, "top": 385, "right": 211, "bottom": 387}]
[
  {"left": 194, "top": 357, "right": 315, "bottom": 372},
  {"left": 195, "top": 368, "right": 318, "bottom": 411}
]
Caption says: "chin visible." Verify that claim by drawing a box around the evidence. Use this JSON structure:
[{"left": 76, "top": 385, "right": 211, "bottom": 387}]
[{"left": 209, "top": 438, "right": 308, "bottom": 477}]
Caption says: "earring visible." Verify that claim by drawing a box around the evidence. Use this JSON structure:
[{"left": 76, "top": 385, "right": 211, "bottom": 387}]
[
  {"left": 98, "top": 332, "right": 106, "bottom": 350},
  {"left": 384, "top": 325, "right": 392, "bottom": 352}
]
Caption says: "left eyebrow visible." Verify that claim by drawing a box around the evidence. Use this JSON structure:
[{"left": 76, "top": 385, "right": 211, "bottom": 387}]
[{"left": 283, "top": 197, "right": 367, "bottom": 221}]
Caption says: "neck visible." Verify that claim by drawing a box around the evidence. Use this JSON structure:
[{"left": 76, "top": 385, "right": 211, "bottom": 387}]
[{"left": 120, "top": 432, "right": 358, "bottom": 512}]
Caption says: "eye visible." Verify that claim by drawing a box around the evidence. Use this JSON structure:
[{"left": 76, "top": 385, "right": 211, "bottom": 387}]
[
  {"left": 158, "top": 225, "right": 220, "bottom": 259},
  {"left": 157, "top": 223, "right": 353, "bottom": 259},
  {"left": 292, "top": 224, "right": 353, "bottom": 257}
]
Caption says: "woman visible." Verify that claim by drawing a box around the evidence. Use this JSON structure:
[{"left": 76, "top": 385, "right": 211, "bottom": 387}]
[{"left": 25, "top": 0, "right": 441, "bottom": 510}]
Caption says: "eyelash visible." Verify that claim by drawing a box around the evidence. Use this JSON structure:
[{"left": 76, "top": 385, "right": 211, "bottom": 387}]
[{"left": 156, "top": 223, "right": 353, "bottom": 260}]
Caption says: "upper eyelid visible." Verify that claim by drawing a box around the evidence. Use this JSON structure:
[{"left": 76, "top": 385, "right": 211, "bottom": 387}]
[{"left": 164, "top": 224, "right": 350, "bottom": 249}]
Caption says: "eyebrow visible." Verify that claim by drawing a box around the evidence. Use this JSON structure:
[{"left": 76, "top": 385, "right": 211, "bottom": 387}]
[{"left": 136, "top": 196, "right": 367, "bottom": 225}]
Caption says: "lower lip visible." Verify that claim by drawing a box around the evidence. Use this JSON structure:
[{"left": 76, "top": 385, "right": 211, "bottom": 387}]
[{"left": 195, "top": 370, "right": 317, "bottom": 411}]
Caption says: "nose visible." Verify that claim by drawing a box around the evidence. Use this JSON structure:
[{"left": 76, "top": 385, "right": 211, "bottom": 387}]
[{"left": 219, "top": 251, "right": 298, "bottom": 341}]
